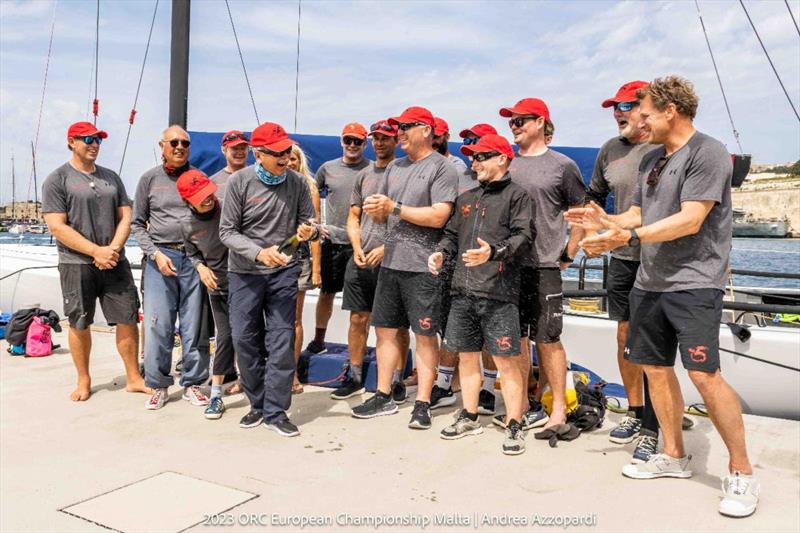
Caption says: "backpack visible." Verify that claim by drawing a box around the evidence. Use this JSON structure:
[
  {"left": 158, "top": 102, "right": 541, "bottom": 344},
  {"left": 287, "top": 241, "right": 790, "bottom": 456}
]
[
  {"left": 568, "top": 381, "right": 606, "bottom": 431},
  {"left": 25, "top": 316, "right": 53, "bottom": 357}
]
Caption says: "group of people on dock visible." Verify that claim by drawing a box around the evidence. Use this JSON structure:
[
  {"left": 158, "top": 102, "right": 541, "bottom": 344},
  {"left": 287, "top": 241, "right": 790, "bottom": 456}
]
[{"left": 41, "top": 75, "right": 759, "bottom": 518}]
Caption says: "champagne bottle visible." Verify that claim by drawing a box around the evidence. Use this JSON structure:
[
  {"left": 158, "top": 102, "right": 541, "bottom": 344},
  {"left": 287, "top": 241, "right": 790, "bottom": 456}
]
[{"left": 278, "top": 234, "right": 301, "bottom": 257}]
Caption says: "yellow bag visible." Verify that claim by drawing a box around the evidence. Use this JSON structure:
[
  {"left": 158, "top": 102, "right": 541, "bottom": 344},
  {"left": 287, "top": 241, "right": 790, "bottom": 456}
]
[{"left": 541, "top": 371, "right": 589, "bottom": 416}]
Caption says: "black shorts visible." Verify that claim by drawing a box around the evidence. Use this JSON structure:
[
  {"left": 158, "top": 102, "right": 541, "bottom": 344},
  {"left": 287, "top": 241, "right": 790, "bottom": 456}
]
[
  {"left": 437, "top": 259, "right": 456, "bottom": 335},
  {"left": 342, "top": 257, "right": 380, "bottom": 313},
  {"left": 58, "top": 260, "right": 140, "bottom": 330},
  {"left": 444, "top": 296, "right": 520, "bottom": 356},
  {"left": 370, "top": 267, "right": 440, "bottom": 336},
  {"left": 607, "top": 258, "right": 640, "bottom": 321},
  {"left": 519, "top": 267, "right": 563, "bottom": 343},
  {"left": 625, "top": 287, "right": 722, "bottom": 373},
  {"left": 321, "top": 241, "right": 352, "bottom": 294}
]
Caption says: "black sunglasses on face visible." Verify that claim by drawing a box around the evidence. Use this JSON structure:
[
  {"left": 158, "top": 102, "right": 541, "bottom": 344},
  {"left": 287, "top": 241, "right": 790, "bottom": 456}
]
[
  {"left": 343, "top": 137, "right": 365, "bottom": 146},
  {"left": 167, "top": 139, "right": 191, "bottom": 148},
  {"left": 254, "top": 147, "right": 292, "bottom": 157},
  {"left": 397, "top": 122, "right": 427, "bottom": 131},
  {"left": 508, "top": 115, "right": 539, "bottom": 128},
  {"left": 74, "top": 135, "right": 102, "bottom": 145},
  {"left": 647, "top": 155, "right": 671, "bottom": 186},
  {"left": 473, "top": 151, "right": 501, "bottom": 162}
]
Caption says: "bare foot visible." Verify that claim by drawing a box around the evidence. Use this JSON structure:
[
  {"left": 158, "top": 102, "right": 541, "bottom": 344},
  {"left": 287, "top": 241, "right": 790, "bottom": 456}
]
[
  {"left": 226, "top": 380, "right": 242, "bottom": 395},
  {"left": 126, "top": 377, "right": 153, "bottom": 394},
  {"left": 70, "top": 378, "right": 92, "bottom": 401},
  {"left": 402, "top": 369, "right": 418, "bottom": 387},
  {"left": 543, "top": 414, "right": 567, "bottom": 430},
  {"left": 292, "top": 382, "right": 304, "bottom": 394}
]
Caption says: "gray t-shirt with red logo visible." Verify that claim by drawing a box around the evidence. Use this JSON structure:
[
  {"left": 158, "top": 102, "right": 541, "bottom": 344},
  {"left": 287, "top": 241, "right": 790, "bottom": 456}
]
[
  {"left": 316, "top": 158, "right": 371, "bottom": 244},
  {"left": 350, "top": 162, "right": 388, "bottom": 254},
  {"left": 509, "top": 149, "right": 586, "bottom": 268},
  {"left": 379, "top": 151, "right": 458, "bottom": 272},
  {"left": 42, "top": 162, "right": 132, "bottom": 264},
  {"left": 632, "top": 131, "right": 732, "bottom": 292}
]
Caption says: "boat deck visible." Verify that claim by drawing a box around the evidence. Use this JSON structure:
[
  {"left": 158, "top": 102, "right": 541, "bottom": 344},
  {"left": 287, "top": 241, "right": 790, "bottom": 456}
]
[{"left": 1, "top": 327, "right": 798, "bottom": 533}]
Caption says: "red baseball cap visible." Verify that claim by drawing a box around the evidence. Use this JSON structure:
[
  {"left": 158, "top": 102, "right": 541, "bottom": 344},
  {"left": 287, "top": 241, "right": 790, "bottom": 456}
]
[
  {"left": 221, "top": 130, "right": 249, "bottom": 147},
  {"left": 250, "top": 122, "right": 296, "bottom": 152},
  {"left": 388, "top": 106, "right": 435, "bottom": 128},
  {"left": 342, "top": 123, "right": 368, "bottom": 139},
  {"left": 499, "top": 98, "right": 551, "bottom": 122},
  {"left": 368, "top": 119, "right": 397, "bottom": 137},
  {"left": 67, "top": 121, "right": 108, "bottom": 139},
  {"left": 433, "top": 117, "right": 449, "bottom": 136},
  {"left": 458, "top": 123, "right": 498, "bottom": 139},
  {"left": 460, "top": 134, "right": 515, "bottom": 161},
  {"left": 176, "top": 169, "right": 217, "bottom": 207},
  {"left": 602, "top": 80, "right": 649, "bottom": 108}
]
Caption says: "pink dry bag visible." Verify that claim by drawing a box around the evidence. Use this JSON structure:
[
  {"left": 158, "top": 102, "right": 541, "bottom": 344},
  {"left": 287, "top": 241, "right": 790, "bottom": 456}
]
[{"left": 25, "top": 316, "right": 53, "bottom": 357}]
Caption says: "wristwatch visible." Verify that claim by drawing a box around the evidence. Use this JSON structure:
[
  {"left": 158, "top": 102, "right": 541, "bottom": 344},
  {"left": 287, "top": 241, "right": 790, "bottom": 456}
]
[
  {"left": 559, "top": 249, "right": 574, "bottom": 264},
  {"left": 391, "top": 201, "right": 402, "bottom": 218},
  {"left": 629, "top": 229, "right": 641, "bottom": 247}
]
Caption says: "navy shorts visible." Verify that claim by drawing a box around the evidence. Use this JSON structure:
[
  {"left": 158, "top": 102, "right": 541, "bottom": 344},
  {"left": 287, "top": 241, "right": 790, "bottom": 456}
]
[
  {"left": 370, "top": 267, "right": 440, "bottom": 336},
  {"left": 444, "top": 296, "right": 520, "bottom": 356},
  {"left": 519, "top": 267, "right": 563, "bottom": 343},
  {"left": 625, "top": 287, "right": 723, "bottom": 373},
  {"left": 607, "top": 258, "right": 640, "bottom": 321}
]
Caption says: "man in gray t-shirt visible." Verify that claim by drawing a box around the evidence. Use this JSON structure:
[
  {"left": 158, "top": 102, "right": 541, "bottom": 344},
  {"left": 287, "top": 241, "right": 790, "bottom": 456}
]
[
  {"left": 351, "top": 106, "right": 457, "bottom": 429},
  {"left": 305, "top": 123, "right": 372, "bottom": 355},
  {"left": 210, "top": 130, "right": 249, "bottom": 204},
  {"left": 42, "top": 121, "right": 146, "bottom": 402},
  {"left": 572, "top": 76, "right": 758, "bottom": 515}
]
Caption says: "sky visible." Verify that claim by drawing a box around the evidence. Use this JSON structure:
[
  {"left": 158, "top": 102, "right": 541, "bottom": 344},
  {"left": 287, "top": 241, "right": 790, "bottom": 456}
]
[{"left": 1, "top": 0, "right": 799, "bottom": 204}]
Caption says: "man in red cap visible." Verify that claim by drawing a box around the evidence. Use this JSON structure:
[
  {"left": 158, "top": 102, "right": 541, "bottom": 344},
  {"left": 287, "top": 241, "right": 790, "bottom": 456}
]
[
  {"left": 352, "top": 106, "right": 458, "bottom": 430},
  {"left": 332, "top": 120, "right": 409, "bottom": 401},
  {"left": 497, "top": 98, "right": 587, "bottom": 433},
  {"left": 132, "top": 125, "right": 211, "bottom": 411},
  {"left": 305, "top": 122, "right": 372, "bottom": 355},
  {"left": 585, "top": 81, "right": 662, "bottom": 457},
  {"left": 211, "top": 130, "right": 249, "bottom": 203},
  {"left": 428, "top": 134, "right": 533, "bottom": 454},
  {"left": 42, "top": 121, "right": 147, "bottom": 401},
  {"left": 219, "top": 121, "right": 318, "bottom": 437},
  {"left": 176, "top": 169, "right": 233, "bottom": 420},
  {"left": 432, "top": 117, "right": 467, "bottom": 172}
]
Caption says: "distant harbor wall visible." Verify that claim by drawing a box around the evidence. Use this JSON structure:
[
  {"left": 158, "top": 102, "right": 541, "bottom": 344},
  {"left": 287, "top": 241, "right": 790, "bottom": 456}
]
[{"left": 732, "top": 187, "right": 800, "bottom": 235}]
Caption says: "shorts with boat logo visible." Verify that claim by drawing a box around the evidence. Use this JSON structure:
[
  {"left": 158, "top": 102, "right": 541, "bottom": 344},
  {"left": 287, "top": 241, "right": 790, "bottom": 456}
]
[
  {"left": 519, "top": 267, "right": 563, "bottom": 343},
  {"left": 370, "top": 267, "right": 440, "bottom": 336},
  {"left": 58, "top": 260, "right": 140, "bottom": 330},
  {"left": 625, "top": 287, "right": 723, "bottom": 373},
  {"left": 443, "top": 296, "right": 520, "bottom": 356}
]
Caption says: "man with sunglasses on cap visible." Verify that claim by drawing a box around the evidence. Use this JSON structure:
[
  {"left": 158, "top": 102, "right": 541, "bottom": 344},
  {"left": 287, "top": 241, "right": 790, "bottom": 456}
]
[
  {"left": 305, "top": 123, "right": 372, "bottom": 355},
  {"left": 211, "top": 130, "right": 250, "bottom": 203},
  {"left": 429, "top": 134, "right": 533, "bottom": 454},
  {"left": 42, "top": 121, "right": 147, "bottom": 402},
  {"left": 332, "top": 120, "right": 409, "bottom": 401},
  {"left": 352, "top": 106, "right": 458, "bottom": 430},
  {"left": 132, "top": 125, "right": 211, "bottom": 411},
  {"left": 498, "top": 98, "right": 587, "bottom": 433},
  {"left": 433, "top": 117, "right": 467, "bottom": 172},
  {"left": 219, "top": 122, "right": 318, "bottom": 437},
  {"left": 568, "top": 76, "right": 759, "bottom": 518}
]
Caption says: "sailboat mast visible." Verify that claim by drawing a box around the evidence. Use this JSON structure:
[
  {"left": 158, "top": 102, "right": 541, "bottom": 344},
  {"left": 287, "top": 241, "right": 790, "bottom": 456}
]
[
  {"left": 31, "top": 141, "right": 39, "bottom": 221},
  {"left": 169, "top": 0, "right": 190, "bottom": 129},
  {"left": 11, "top": 153, "right": 15, "bottom": 220}
]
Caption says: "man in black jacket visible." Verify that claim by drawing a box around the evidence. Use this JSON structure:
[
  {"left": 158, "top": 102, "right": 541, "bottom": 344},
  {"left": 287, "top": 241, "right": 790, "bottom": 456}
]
[{"left": 428, "top": 134, "right": 534, "bottom": 455}]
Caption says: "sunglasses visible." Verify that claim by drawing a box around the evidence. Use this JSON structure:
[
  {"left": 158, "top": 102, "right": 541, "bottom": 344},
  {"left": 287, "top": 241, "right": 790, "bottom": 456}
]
[
  {"left": 614, "top": 101, "right": 639, "bottom": 112},
  {"left": 343, "top": 137, "right": 365, "bottom": 146},
  {"left": 462, "top": 137, "right": 480, "bottom": 145},
  {"left": 167, "top": 139, "right": 191, "bottom": 148},
  {"left": 647, "top": 155, "right": 671, "bottom": 186},
  {"left": 73, "top": 135, "right": 102, "bottom": 145},
  {"left": 254, "top": 147, "right": 292, "bottom": 157},
  {"left": 473, "top": 151, "right": 501, "bottom": 162},
  {"left": 508, "top": 115, "right": 539, "bottom": 128},
  {"left": 397, "top": 122, "right": 427, "bottom": 131},
  {"left": 223, "top": 133, "right": 248, "bottom": 143},
  {"left": 370, "top": 122, "right": 395, "bottom": 135}
]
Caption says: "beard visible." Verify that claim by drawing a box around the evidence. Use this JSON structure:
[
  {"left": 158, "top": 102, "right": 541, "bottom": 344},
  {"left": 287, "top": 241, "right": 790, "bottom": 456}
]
[{"left": 432, "top": 141, "right": 447, "bottom": 155}]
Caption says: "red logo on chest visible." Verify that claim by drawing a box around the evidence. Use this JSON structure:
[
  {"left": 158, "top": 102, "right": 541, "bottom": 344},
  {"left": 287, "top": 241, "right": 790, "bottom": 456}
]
[{"left": 460, "top": 204, "right": 472, "bottom": 217}]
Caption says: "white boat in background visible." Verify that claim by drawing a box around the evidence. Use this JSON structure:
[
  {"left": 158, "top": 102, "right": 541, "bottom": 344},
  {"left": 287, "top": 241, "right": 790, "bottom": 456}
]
[
  {"left": 7, "top": 224, "right": 27, "bottom": 235},
  {"left": 28, "top": 225, "right": 47, "bottom": 235},
  {"left": 2, "top": 242, "right": 798, "bottom": 420}
]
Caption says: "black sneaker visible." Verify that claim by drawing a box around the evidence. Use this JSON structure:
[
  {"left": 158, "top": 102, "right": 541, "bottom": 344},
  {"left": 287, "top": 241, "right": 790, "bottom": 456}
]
[
  {"left": 305, "top": 340, "right": 327, "bottom": 354},
  {"left": 331, "top": 376, "right": 365, "bottom": 400},
  {"left": 351, "top": 392, "right": 398, "bottom": 419},
  {"left": 265, "top": 418, "right": 300, "bottom": 437},
  {"left": 239, "top": 410, "right": 263, "bottom": 428},
  {"left": 408, "top": 400, "right": 432, "bottom": 429},
  {"left": 429, "top": 385, "right": 457, "bottom": 410},
  {"left": 392, "top": 381, "right": 407, "bottom": 404},
  {"left": 478, "top": 389, "right": 496, "bottom": 415}
]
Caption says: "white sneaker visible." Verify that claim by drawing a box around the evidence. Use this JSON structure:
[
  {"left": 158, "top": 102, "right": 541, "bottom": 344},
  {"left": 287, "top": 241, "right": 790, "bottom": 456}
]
[
  {"left": 182, "top": 385, "right": 209, "bottom": 406},
  {"left": 719, "top": 472, "right": 760, "bottom": 518},
  {"left": 145, "top": 388, "right": 169, "bottom": 410},
  {"left": 622, "top": 453, "right": 692, "bottom": 479}
]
